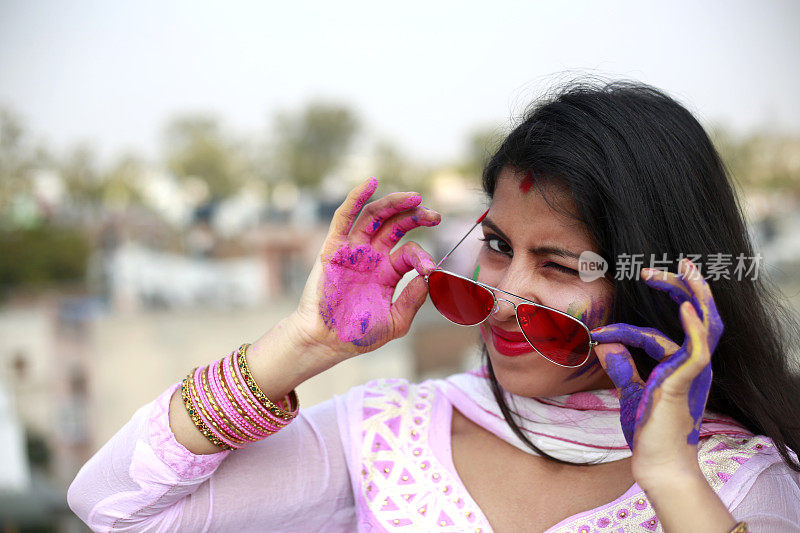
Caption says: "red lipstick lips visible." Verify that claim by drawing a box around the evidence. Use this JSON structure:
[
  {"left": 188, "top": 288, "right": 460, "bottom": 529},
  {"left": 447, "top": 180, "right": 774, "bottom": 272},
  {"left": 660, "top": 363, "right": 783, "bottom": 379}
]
[{"left": 488, "top": 326, "right": 534, "bottom": 357}]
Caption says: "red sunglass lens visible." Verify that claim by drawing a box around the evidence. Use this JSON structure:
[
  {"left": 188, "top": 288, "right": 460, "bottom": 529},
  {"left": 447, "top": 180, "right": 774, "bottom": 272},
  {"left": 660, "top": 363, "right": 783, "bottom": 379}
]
[
  {"left": 517, "top": 304, "right": 590, "bottom": 366},
  {"left": 428, "top": 271, "right": 494, "bottom": 326}
]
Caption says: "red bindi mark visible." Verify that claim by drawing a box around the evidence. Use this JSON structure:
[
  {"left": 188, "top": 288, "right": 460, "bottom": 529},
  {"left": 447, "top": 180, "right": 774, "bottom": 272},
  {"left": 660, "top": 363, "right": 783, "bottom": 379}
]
[{"left": 519, "top": 172, "right": 534, "bottom": 193}]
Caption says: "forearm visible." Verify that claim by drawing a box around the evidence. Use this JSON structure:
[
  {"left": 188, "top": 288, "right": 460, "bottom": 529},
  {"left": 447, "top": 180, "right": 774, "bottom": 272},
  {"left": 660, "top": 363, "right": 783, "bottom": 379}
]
[
  {"left": 168, "top": 313, "right": 337, "bottom": 454},
  {"left": 69, "top": 383, "right": 224, "bottom": 531},
  {"left": 639, "top": 468, "right": 738, "bottom": 533}
]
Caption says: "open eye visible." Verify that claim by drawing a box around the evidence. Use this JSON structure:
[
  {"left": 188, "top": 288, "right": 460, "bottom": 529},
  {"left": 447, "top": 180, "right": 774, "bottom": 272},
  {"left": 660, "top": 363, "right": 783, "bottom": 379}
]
[{"left": 478, "top": 235, "right": 512, "bottom": 256}]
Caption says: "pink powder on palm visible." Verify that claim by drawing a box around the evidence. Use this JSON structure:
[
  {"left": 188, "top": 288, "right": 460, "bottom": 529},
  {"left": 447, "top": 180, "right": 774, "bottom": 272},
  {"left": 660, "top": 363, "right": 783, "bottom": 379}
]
[{"left": 319, "top": 244, "right": 394, "bottom": 347}]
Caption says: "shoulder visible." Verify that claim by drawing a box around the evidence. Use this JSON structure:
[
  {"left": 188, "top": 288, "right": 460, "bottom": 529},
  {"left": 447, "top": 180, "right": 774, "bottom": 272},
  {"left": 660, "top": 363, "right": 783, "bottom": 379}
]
[
  {"left": 699, "top": 435, "right": 800, "bottom": 526},
  {"left": 697, "top": 434, "right": 790, "bottom": 495}
]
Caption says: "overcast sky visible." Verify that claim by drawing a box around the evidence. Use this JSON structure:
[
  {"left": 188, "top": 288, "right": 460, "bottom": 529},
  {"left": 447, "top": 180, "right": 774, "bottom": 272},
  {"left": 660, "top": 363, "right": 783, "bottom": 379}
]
[{"left": 1, "top": 0, "right": 798, "bottom": 167}]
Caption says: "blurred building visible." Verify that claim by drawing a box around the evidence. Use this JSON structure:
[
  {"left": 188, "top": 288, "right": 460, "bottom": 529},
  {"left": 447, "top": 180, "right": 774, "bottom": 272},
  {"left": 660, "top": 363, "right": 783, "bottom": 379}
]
[
  {"left": 103, "top": 241, "right": 269, "bottom": 312},
  {"left": 0, "top": 293, "right": 96, "bottom": 529},
  {"left": 0, "top": 382, "right": 29, "bottom": 492}
]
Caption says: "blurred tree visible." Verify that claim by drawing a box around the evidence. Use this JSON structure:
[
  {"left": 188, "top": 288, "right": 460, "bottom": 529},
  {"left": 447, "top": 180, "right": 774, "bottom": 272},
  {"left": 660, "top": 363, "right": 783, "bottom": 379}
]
[
  {"left": 0, "top": 222, "right": 90, "bottom": 296},
  {"left": 103, "top": 154, "right": 147, "bottom": 210},
  {"left": 372, "top": 140, "right": 431, "bottom": 196},
  {"left": 164, "top": 115, "right": 246, "bottom": 200},
  {"left": 273, "top": 102, "right": 359, "bottom": 190},
  {"left": 459, "top": 125, "right": 505, "bottom": 183},
  {"left": 710, "top": 126, "right": 800, "bottom": 195},
  {"left": 61, "top": 145, "right": 103, "bottom": 205},
  {"left": 0, "top": 107, "right": 35, "bottom": 224}
]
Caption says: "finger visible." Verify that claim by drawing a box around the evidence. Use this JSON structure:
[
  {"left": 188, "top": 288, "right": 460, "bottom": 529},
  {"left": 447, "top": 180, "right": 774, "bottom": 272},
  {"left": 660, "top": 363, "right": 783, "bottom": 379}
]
[
  {"left": 660, "top": 301, "right": 714, "bottom": 445},
  {"left": 641, "top": 268, "right": 695, "bottom": 305},
  {"left": 667, "top": 301, "right": 712, "bottom": 386},
  {"left": 389, "top": 274, "right": 429, "bottom": 338},
  {"left": 329, "top": 177, "right": 379, "bottom": 237},
  {"left": 594, "top": 343, "right": 645, "bottom": 450},
  {"left": 590, "top": 323, "right": 679, "bottom": 362},
  {"left": 389, "top": 241, "right": 437, "bottom": 277},
  {"left": 595, "top": 342, "right": 646, "bottom": 390},
  {"left": 350, "top": 191, "right": 423, "bottom": 240},
  {"left": 373, "top": 207, "right": 441, "bottom": 249},
  {"left": 679, "top": 258, "right": 724, "bottom": 349}
]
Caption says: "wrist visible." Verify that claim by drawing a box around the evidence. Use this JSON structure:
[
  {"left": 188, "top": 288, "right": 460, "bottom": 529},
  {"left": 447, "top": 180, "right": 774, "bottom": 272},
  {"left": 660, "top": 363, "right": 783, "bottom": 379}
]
[
  {"left": 248, "top": 314, "right": 338, "bottom": 394},
  {"left": 638, "top": 467, "right": 737, "bottom": 533},
  {"left": 634, "top": 460, "right": 705, "bottom": 493}
]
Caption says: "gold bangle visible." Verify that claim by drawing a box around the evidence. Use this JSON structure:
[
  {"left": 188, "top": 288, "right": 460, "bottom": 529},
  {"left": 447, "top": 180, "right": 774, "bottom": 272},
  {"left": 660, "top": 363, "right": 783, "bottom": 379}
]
[
  {"left": 188, "top": 369, "right": 244, "bottom": 448},
  {"left": 181, "top": 373, "right": 233, "bottom": 451},
  {"left": 199, "top": 364, "right": 250, "bottom": 444},
  {"left": 226, "top": 348, "right": 288, "bottom": 430},
  {"left": 236, "top": 343, "right": 299, "bottom": 422},
  {"left": 729, "top": 522, "right": 748, "bottom": 533}
]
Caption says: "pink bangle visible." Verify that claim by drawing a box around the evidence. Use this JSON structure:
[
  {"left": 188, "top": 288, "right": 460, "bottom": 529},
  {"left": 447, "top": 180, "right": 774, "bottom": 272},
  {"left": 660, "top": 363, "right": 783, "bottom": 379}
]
[
  {"left": 224, "top": 350, "right": 285, "bottom": 432},
  {"left": 217, "top": 354, "right": 277, "bottom": 436},
  {"left": 209, "top": 357, "right": 268, "bottom": 440},
  {"left": 233, "top": 346, "right": 298, "bottom": 426},
  {"left": 193, "top": 366, "right": 245, "bottom": 448},
  {"left": 205, "top": 360, "right": 260, "bottom": 441}
]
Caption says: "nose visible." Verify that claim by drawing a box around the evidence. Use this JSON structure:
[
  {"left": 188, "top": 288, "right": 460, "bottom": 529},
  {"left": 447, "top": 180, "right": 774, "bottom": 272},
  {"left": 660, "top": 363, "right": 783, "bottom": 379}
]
[
  {"left": 487, "top": 297, "right": 514, "bottom": 322},
  {"left": 484, "top": 259, "right": 543, "bottom": 324}
]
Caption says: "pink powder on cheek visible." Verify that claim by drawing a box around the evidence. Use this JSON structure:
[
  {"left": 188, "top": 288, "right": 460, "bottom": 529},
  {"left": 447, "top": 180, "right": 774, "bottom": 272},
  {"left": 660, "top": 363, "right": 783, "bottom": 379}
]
[{"left": 319, "top": 244, "right": 394, "bottom": 346}]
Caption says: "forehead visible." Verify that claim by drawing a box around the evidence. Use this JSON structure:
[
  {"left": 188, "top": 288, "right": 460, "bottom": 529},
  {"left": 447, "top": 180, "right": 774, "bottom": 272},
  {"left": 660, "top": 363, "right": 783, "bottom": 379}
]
[{"left": 489, "top": 169, "right": 594, "bottom": 248}]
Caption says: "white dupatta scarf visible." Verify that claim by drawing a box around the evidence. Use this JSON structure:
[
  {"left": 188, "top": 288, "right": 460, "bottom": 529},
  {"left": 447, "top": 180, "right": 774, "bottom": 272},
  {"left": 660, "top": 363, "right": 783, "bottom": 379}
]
[{"left": 436, "top": 366, "right": 753, "bottom": 463}]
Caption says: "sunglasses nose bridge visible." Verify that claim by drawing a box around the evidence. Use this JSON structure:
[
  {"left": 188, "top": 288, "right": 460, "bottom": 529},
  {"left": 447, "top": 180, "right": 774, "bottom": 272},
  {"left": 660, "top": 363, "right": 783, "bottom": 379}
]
[{"left": 489, "top": 297, "right": 517, "bottom": 319}]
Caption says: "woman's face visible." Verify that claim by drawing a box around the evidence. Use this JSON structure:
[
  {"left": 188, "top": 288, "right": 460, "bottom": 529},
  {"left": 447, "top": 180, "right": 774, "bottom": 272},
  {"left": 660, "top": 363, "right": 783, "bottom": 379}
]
[{"left": 477, "top": 168, "right": 615, "bottom": 397}]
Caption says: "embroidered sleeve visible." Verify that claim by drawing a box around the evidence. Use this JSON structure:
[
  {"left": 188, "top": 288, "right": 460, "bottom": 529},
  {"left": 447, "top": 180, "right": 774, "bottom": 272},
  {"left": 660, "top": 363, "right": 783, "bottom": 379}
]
[{"left": 68, "top": 383, "right": 356, "bottom": 532}]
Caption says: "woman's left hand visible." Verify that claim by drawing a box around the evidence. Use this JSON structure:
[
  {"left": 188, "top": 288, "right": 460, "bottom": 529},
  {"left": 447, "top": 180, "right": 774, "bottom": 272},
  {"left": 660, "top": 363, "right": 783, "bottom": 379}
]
[{"left": 589, "top": 258, "right": 724, "bottom": 486}]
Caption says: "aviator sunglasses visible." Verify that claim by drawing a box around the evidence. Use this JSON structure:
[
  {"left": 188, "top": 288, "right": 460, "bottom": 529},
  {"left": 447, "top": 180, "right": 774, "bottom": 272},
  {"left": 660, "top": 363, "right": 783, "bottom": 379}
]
[{"left": 424, "top": 209, "right": 598, "bottom": 368}]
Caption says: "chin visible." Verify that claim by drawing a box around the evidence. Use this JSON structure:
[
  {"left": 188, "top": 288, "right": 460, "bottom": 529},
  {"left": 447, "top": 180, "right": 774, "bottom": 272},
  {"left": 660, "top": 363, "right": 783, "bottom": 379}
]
[{"left": 486, "top": 345, "right": 604, "bottom": 398}]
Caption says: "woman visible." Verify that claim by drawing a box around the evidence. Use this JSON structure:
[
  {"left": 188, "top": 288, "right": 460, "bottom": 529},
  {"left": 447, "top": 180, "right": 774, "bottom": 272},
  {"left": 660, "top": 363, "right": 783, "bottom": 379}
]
[{"left": 68, "top": 80, "right": 800, "bottom": 532}]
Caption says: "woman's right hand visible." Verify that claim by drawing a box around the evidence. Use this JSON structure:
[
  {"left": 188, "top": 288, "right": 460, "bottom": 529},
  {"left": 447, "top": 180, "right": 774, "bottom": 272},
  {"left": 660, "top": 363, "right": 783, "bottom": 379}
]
[{"left": 286, "top": 176, "right": 441, "bottom": 366}]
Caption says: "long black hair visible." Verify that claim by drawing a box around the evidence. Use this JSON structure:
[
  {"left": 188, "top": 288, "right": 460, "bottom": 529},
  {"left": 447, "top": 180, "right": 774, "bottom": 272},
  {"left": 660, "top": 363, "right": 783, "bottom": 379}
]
[{"left": 480, "top": 78, "right": 800, "bottom": 471}]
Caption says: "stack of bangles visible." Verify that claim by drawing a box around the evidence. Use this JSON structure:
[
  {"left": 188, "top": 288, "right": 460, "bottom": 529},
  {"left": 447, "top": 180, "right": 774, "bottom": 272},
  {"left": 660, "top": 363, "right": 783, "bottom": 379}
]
[{"left": 181, "top": 343, "right": 299, "bottom": 450}]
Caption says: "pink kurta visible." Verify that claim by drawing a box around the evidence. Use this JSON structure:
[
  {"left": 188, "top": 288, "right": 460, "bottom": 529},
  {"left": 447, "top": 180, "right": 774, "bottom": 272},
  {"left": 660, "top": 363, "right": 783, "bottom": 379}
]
[{"left": 68, "top": 375, "right": 800, "bottom": 532}]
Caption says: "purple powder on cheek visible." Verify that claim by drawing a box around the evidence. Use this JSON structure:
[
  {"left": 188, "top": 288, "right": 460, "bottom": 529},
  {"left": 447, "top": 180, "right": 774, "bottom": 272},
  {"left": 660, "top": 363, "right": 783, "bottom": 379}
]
[{"left": 565, "top": 356, "right": 601, "bottom": 381}]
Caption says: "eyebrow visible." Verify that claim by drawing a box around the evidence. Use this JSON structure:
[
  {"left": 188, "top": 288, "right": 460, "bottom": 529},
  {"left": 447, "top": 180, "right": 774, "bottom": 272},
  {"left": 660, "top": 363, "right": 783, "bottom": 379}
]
[{"left": 481, "top": 217, "right": 582, "bottom": 261}]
